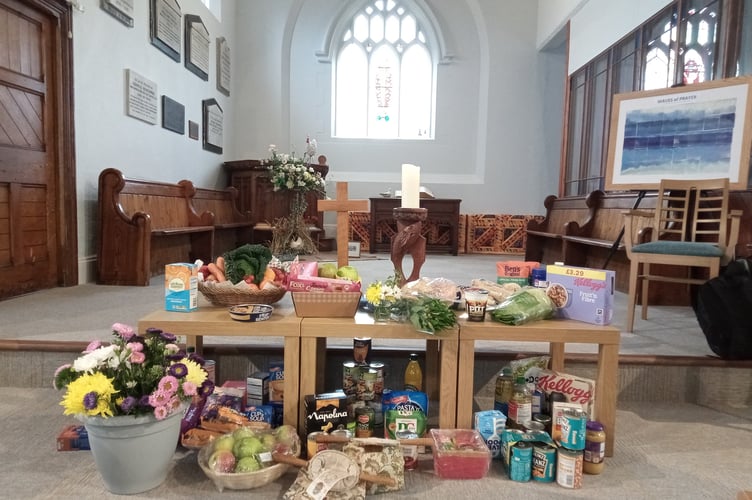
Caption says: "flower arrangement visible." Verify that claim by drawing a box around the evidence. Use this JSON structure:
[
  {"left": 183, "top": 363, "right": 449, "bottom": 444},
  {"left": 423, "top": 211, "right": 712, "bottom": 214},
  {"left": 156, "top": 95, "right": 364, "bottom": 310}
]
[
  {"left": 265, "top": 141, "right": 326, "bottom": 196},
  {"left": 54, "top": 323, "right": 215, "bottom": 420}
]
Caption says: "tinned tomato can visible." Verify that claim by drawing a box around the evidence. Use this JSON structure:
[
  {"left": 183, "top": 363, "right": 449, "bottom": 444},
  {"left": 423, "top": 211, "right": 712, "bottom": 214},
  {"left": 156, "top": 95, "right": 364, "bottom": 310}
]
[{"left": 355, "top": 406, "right": 375, "bottom": 437}]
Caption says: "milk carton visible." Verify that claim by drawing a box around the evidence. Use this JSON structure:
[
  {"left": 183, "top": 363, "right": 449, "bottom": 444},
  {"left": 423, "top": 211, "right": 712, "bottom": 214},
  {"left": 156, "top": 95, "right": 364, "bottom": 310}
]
[
  {"left": 545, "top": 264, "right": 614, "bottom": 325},
  {"left": 164, "top": 263, "right": 198, "bottom": 312},
  {"left": 474, "top": 410, "right": 506, "bottom": 459}
]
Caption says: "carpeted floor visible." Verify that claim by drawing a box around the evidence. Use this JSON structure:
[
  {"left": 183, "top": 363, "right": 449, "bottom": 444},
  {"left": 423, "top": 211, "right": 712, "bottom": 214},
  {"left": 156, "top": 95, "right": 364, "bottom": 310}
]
[{"left": 2, "top": 387, "right": 751, "bottom": 499}]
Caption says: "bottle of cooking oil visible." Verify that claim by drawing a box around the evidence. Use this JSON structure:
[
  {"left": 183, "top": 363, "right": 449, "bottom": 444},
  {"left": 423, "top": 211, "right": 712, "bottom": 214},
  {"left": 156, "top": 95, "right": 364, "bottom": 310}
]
[
  {"left": 507, "top": 376, "right": 532, "bottom": 429},
  {"left": 494, "top": 366, "right": 514, "bottom": 416},
  {"left": 404, "top": 353, "right": 423, "bottom": 392}
]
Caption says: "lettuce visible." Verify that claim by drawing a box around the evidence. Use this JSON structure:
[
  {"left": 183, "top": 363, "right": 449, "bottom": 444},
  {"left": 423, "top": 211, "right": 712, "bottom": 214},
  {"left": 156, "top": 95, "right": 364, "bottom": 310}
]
[{"left": 489, "top": 288, "right": 554, "bottom": 325}]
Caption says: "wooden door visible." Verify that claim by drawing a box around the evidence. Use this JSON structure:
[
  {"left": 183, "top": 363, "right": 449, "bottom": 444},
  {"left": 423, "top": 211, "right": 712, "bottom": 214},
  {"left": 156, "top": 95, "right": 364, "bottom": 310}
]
[{"left": 0, "top": 0, "right": 76, "bottom": 300}]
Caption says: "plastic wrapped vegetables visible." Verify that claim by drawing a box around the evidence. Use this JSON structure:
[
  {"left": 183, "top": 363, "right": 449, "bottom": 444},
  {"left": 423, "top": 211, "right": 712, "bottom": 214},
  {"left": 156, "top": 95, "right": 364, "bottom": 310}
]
[{"left": 489, "top": 288, "right": 554, "bottom": 325}]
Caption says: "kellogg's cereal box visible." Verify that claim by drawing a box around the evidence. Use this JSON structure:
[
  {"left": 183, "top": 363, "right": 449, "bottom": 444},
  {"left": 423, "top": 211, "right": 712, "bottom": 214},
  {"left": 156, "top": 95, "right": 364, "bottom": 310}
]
[
  {"left": 545, "top": 264, "right": 614, "bottom": 325},
  {"left": 165, "top": 263, "right": 198, "bottom": 312}
]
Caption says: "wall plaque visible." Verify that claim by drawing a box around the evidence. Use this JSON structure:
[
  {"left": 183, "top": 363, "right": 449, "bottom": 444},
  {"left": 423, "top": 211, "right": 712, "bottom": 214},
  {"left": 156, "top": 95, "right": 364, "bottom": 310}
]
[
  {"left": 188, "top": 120, "right": 199, "bottom": 140},
  {"left": 216, "top": 37, "right": 231, "bottom": 96},
  {"left": 161, "top": 95, "right": 185, "bottom": 134},
  {"left": 101, "top": 0, "right": 134, "bottom": 27},
  {"left": 150, "top": 0, "right": 181, "bottom": 62},
  {"left": 202, "top": 99, "right": 223, "bottom": 153},
  {"left": 185, "top": 14, "right": 209, "bottom": 81},
  {"left": 125, "top": 69, "right": 158, "bottom": 125}
]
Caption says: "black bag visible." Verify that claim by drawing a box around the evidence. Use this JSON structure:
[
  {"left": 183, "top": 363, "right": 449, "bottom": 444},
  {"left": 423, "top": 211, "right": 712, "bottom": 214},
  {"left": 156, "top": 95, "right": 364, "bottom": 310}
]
[{"left": 694, "top": 259, "right": 752, "bottom": 360}]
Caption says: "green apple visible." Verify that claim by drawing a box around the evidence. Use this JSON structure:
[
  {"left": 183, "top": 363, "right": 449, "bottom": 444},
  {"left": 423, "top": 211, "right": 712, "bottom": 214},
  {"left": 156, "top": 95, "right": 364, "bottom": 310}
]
[
  {"left": 235, "top": 456, "right": 261, "bottom": 473},
  {"left": 232, "top": 427, "right": 257, "bottom": 440},
  {"left": 318, "top": 262, "right": 337, "bottom": 279},
  {"left": 233, "top": 436, "right": 265, "bottom": 459},
  {"left": 208, "top": 449, "right": 236, "bottom": 473},
  {"left": 336, "top": 265, "right": 360, "bottom": 282},
  {"left": 213, "top": 434, "right": 235, "bottom": 453}
]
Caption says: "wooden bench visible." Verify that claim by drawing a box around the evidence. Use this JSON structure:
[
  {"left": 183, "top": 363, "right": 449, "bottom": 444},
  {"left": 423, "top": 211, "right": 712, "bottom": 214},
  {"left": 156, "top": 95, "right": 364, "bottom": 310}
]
[
  {"left": 525, "top": 190, "right": 602, "bottom": 264},
  {"left": 97, "top": 168, "right": 215, "bottom": 286},
  {"left": 191, "top": 186, "right": 253, "bottom": 257}
]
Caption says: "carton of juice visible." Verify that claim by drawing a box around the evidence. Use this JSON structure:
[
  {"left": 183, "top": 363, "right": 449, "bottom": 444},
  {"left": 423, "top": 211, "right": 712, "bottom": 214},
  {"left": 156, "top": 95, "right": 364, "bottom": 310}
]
[{"left": 164, "top": 263, "right": 198, "bottom": 312}]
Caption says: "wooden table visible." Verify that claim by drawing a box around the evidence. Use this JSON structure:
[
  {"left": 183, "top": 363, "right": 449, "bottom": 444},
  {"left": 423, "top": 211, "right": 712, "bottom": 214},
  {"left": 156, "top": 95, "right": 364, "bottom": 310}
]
[
  {"left": 457, "top": 318, "right": 620, "bottom": 456},
  {"left": 299, "top": 312, "right": 459, "bottom": 431},
  {"left": 137, "top": 306, "right": 302, "bottom": 427},
  {"left": 368, "top": 197, "right": 462, "bottom": 255}
]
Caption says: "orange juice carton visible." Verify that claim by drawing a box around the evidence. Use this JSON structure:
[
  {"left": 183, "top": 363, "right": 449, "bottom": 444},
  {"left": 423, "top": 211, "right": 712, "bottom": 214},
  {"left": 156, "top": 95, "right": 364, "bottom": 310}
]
[
  {"left": 496, "top": 261, "right": 540, "bottom": 286},
  {"left": 165, "top": 263, "right": 198, "bottom": 312},
  {"left": 545, "top": 264, "right": 614, "bottom": 325}
]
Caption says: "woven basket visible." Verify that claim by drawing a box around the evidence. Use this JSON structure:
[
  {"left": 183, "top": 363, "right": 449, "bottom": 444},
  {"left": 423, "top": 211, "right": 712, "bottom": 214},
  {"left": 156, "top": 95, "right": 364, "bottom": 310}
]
[
  {"left": 291, "top": 291, "right": 362, "bottom": 317},
  {"left": 198, "top": 282, "right": 287, "bottom": 306},
  {"left": 197, "top": 445, "right": 290, "bottom": 492}
]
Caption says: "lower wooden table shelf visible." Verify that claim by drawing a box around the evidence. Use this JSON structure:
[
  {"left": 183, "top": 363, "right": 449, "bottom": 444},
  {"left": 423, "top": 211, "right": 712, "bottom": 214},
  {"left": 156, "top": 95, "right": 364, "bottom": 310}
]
[
  {"left": 299, "top": 312, "right": 459, "bottom": 432},
  {"left": 137, "top": 306, "right": 302, "bottom": 428},
  {"left": 457, "top": 318, "right": 620, "bottom": 457}
]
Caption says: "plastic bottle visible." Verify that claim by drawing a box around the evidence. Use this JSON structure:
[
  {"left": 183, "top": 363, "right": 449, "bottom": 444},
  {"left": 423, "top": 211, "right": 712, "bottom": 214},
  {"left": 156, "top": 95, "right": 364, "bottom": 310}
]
[
  {"left": 404, "top": 353, "right": 423, "bottom": 392},
  {"left": 508, "top": 376, "right": 532, "bottom": 429},
  {"left": 494, "top": 366, "right": 514, "bottom": 415},
  {"left": 583, "top": 420, "right": 606, "bottom": 474}
]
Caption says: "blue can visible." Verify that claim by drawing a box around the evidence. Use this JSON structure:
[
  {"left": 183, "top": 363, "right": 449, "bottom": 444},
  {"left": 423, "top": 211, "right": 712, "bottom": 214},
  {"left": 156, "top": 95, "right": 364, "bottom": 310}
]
[
  {"left": 530, "top": 268, "right": 547, "bottom": 287},
  {"left": 509, "top": 441, "right": 532, "bottom": 482},
  {"left": 560, "top": 408, "right": 587, "bottom": 450},
  {"left": 532, "top": 444, "right": 556, "bottom": 482}
]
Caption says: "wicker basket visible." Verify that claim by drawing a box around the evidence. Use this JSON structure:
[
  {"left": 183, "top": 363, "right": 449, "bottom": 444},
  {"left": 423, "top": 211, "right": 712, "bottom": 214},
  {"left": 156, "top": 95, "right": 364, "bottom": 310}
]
[
  {"left": 291, "top": 291, "right": 362, "bottom": 317},
  {"left": 198, "top": 282, "right": 287, "bottom": 306},
  {"left": 197, "top": 445, "right": 290, "bottom": 492}
]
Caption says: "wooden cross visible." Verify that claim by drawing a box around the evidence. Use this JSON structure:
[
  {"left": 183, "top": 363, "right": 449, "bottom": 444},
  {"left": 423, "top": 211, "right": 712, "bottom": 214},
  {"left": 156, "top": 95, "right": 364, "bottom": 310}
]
[{"left": 317, "top": 182, "right": 369, "bottom": 268}]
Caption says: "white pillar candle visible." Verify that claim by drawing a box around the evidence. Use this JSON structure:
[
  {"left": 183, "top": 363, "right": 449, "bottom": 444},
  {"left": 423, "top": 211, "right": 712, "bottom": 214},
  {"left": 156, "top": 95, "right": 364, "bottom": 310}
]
[{"left": 401, "top": 164, "right": 420, "bottom": 208}]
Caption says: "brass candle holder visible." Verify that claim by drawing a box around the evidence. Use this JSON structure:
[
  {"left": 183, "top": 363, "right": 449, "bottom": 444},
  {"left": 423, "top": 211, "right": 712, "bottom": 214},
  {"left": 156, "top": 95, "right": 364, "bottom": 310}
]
[{"left": 390, "top": 207, "right": 428, "bottom": 287}]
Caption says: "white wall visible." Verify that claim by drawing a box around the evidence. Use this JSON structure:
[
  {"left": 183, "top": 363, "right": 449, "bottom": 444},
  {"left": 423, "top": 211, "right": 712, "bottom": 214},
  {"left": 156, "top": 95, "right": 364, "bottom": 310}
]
[{"left": 72, "top": 0, "right": 237, "bottom": 282}]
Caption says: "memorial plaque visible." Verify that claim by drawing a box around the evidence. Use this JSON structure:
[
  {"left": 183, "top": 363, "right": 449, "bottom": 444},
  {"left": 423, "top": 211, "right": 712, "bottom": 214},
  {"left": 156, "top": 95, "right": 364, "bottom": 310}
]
[
  {"left": 185, "top": 14, "right": 209, "bottom": 81},
  {"left": 161, "top": 95, "right": 185, "bottom": 134},
  {"left": 101, "top": 0, "right": 134, "bottom": 27},
  {"left": 202, "top": 99, "right": 223, "bottom": 153},
  {"left": 188, "top": 120, "right": 199, "bottom": 140},
  {"left": 125, "top": 69, "right": 158, "bottom": 125},
  {"left": 217, "top": 37, "right": 231, "bottom": 96},
  {"left": 150, "top": 0, "right": 181, "bottom": 62}
]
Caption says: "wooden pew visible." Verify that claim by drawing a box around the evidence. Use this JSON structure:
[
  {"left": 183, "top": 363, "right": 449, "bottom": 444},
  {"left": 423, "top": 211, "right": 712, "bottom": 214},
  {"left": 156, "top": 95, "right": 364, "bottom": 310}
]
[
  {"left": 97, "top": 168, "right": 215, "bottom": 286},
  {"left": 525, "top": 190, "right": 602, "bottom": 264},
  {"left": 191, "top": 185, "right": 253, "bottom": 257}
]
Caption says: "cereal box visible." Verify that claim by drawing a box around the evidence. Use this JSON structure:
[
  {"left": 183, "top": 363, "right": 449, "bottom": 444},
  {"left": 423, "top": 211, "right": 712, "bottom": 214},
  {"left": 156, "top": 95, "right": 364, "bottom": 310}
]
[
  {"left": 268, "top": 361, "right": 284, "bottom": 402},
  {"left": 165, "top": 263, "right": 198, "bottom": 312},
  {"left": 544, "top": 264, "right": 614, "bottom": 325}
]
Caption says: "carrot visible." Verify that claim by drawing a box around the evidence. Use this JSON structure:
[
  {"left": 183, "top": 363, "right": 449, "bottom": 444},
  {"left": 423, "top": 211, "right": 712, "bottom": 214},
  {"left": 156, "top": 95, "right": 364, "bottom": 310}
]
[
  {"left": 207, "top": 262, "right": 226, "bottom": 282},
  {"left": 259, "top": 279, "right": 274, "bottom": 290},
  {"left": 215, "top": 256, "right": 225, "bottom": 272},
  {"left": 263, "top": 266, "right": 276, "bottom": 282}
]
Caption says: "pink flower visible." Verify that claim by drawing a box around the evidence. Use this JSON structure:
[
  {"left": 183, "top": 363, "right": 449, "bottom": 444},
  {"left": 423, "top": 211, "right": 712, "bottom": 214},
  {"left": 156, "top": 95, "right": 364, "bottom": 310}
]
[
  {"left": 126, "top": 342, "right": 143, "bottom": 352},
  {"left": 129, "top": 351, "right": 145, "bottom": 364},
  {"left": 181, "top": 381, "right": 197, "bottom": 396},
  {"left": 169, "top": 396, "right": 181, "bottom": 411},
  {"left": 148, "top": 389, "right": 170, "bottom": 408},
  {"left": 153, "top": 405, "right": 169, "bottom": 420},
  {"left": 112, "top": 322, "right": 135, "bottom": 340},
  {"left": 83, "top": 340, "right": 101, "bottom": 353},
  {"left": 158, "top": 375, "right": 179, "bottom": 395}
]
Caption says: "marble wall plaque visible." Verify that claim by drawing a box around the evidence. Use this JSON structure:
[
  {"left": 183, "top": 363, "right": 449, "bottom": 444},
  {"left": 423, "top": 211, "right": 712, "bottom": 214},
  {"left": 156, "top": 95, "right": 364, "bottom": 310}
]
[
  {"left": 202, "top": 98, "right": 222, "bottom": 153},
  {"left": 185, "top": 14, "right": 209, "bottom": 81},
  {"left": 161, "top": 95, "right": 184, "bottom": 134},
  {"left": 217, "top": 37, "right": 230, "bottom": 96},
  {"left": 126, "top": 69, "right": 158, "bottom": 124},
  {"left": 150, "top": 0, "right": 181, "bottom": 62}
]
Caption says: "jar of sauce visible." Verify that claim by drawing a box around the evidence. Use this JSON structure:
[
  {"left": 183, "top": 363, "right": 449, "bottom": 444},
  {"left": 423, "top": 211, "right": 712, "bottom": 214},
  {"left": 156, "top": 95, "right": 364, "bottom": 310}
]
[{"left": 583, "top": 420, "right": 606, "bottom": 474}]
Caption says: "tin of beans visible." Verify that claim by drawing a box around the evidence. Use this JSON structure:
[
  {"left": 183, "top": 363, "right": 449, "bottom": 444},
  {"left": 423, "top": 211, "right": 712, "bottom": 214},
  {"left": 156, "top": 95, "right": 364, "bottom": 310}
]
[
  {"left": 532, "top": 444, "right": 556, "bottom": 482},
  {"left": 560, "top": 408, "right": 587, "bottom": 450},
  {"left": 509, "top": 441, "right": 532, "bottom": 482}
]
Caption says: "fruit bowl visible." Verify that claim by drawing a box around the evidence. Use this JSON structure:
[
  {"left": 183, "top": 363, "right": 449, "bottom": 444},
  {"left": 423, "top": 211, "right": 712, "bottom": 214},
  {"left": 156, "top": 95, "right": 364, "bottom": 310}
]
[
  {"left": 198, "top": 281, "right": 286, "bottom": 306},
  {"left": 197, "top": 445, "right": 290, "bottom": 492}
]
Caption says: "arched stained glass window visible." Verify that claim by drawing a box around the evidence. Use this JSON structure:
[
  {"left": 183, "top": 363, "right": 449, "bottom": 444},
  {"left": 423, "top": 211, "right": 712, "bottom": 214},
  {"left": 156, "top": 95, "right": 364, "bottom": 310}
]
[{"left": 333, "top": 0, "right": 436, "bottom": 139}]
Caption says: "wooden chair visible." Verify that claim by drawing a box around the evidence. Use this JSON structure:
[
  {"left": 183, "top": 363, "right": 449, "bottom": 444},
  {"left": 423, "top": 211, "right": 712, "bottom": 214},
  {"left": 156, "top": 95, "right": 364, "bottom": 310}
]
[{"left": 623, "top": 178, "right": 742, "bottom": 332}]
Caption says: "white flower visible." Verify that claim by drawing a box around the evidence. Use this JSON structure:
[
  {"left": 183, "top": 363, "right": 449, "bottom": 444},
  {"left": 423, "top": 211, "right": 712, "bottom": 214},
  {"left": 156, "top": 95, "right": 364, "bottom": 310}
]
[{"left": 73, "top": 344, "right": 119, "bottom": 372}]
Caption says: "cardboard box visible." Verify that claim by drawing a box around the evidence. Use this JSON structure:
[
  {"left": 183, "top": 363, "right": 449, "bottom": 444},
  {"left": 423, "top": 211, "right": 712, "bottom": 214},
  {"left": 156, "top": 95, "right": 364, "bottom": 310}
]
[
  {"left": 164, "top": 263, "right": 198, "bottom": 312},
  {"left": 57, "top": 425, "right": 90, "bottom": 451},
  {"left": 305, "top": 391, "right": 349, "bottom": 435},
  {"left": 247, "top": 371, "right": 270, "bottom": 406},
  {"left": 545, "top": 264, "right": 614, "bottom": 325},
  {"left": 268, "top": 361, "right": 284, "bottom": 402}
]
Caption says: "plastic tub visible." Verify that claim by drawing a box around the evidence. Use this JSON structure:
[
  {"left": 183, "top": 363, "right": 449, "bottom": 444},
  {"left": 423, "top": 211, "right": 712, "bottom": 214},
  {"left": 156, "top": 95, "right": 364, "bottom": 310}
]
[{"left": 430, "top": 428, "right": 491, "bottom": 479}]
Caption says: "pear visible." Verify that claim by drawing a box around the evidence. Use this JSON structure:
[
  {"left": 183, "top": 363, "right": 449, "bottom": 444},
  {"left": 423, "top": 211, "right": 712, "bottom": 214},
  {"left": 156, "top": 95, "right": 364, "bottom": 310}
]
[
  {"left": 336, "top": 265, "right": 360, "bottom": 282},
  {"left": 318, "top": 262, "right": 337, "bottom": 279}
]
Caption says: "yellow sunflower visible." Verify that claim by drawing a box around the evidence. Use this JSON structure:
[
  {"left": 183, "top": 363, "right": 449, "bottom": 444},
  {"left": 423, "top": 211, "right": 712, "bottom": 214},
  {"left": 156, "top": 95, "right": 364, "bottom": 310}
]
[{"left": 60, "top": 372, "right": 118, "bottom": 417}]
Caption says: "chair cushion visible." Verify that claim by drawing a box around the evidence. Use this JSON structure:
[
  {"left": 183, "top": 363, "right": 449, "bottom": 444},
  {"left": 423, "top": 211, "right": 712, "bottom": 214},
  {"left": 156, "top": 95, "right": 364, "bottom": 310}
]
[{"left": 632, "top": 241, "right": 724, "bottom": 257}]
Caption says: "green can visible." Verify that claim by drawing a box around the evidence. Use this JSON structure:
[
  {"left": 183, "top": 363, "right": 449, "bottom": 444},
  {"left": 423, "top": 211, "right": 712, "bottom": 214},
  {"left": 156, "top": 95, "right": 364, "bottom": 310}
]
[{"left": 355, "top": 406, "right": 375, "bottom": 437}]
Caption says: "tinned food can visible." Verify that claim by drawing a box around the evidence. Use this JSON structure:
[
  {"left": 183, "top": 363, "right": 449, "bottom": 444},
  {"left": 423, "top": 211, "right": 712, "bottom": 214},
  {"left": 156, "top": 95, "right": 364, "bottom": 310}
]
[
  {"left": 369, "top": 362, "right": 385, "bottom": 396},
  {"left": 560, "top": 408, "right": 587, "bottom": 450},
  {"left": 509, "top": 442, "right": 532, "bottom": 482},
  {"left": 557, "top": 447, "right": 583, "bottom": 489},
  {"left": 343, "top": 361, "right": 360, "bottom": 396},
  {"left": 306, "top": 432, "right": 328, "bottom": 459},
  {"left": 355, "top": 406, "right": 375, "bottom": 437},
  {"left": 353, "top": 337, "right": 372, "bottom": 365},
  {"left": 532, "top": 444, "right": 556, "bottom": 482},
  {"left": 357, "top": 368, "right": 378, "bottom": 401}
]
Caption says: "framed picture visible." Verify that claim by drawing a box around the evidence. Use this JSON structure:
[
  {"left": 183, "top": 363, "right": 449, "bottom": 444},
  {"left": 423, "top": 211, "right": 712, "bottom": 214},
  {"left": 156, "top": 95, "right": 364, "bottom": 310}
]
[
  {"left": 150, "top": 0, "right": 182, "bottom": 62},
  {"left": 347, "top": 241, "right": 361, "bottom": 258},
  {"left": 184, "top": 14, "right": 209, "bottom": 81},
  {"left": 101, "top": 0, "right": 134, "bottom": 27},
  {"left": 202, "top": 98, "right": 223, "bottom": 154},
  {"left": 216, "top": 37, "right": 231, "bottom": 96},
  {"left": 605, "top": 76, "right": 752, "bottom": 191}
]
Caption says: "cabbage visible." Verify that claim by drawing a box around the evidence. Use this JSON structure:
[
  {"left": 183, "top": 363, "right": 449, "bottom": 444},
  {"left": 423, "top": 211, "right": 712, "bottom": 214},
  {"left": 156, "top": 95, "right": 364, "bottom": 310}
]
[{"left": 489, "top": 288, "right": 554, "bottom": 325}]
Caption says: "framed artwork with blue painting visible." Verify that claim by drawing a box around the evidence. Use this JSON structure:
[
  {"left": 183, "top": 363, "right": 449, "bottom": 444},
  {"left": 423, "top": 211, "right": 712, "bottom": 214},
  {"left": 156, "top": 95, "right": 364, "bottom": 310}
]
[{"left": 605, "top": 76, "right": 752, "bottom": 191}]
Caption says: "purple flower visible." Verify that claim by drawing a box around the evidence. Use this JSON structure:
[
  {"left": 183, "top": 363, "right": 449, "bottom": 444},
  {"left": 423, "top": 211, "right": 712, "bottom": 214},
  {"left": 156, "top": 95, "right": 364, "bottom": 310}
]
[
  {"left": 168, "top": 363, "right": 188, "bottom": 379},
  {"left": 138, "top": 395, "right": 151, "bottom": 408},
  {"left": 120, "top": 396, "right": 137, "bottom": 413},
  {"left": 83, "top": 391, "right": 98, "bottom": 410},
  {"left": 199, "top": 379, "right": 215, "bottom": 397},
  {"left": 189, "top": 353, "right": 206, "bottom": 366},
  {"left": 145, "top": 327, "right": 163, "bottom": 335},
  {"left": 159, "top": 331, "right": 177, "bottom": 342}
]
